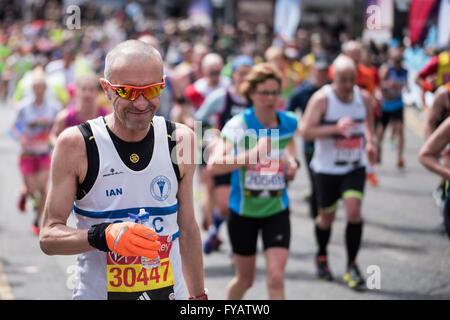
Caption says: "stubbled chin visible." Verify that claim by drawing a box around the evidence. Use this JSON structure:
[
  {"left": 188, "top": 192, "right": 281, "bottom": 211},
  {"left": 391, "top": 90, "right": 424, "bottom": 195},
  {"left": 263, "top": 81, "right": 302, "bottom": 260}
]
[{"left": 125, "top": 113, "right": 155, "bottom": 131}]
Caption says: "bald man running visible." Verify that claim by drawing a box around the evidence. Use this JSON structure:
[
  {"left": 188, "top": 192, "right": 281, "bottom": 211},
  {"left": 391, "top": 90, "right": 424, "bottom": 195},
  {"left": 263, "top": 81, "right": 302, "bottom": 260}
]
[
  {"left": 300, "top": 55, "right": 377, "bottom": 290},
  {"left": 39, "top": 40, "right": 206, "bottom": 300}
]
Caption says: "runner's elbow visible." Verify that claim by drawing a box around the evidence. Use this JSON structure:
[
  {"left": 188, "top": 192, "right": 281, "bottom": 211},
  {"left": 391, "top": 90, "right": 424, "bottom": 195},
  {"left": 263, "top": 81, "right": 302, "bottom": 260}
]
[
  {"left": 417, "top": 150, "right": 431, "bottom": 169},
  {"left": 39, "top": 228, "right": 56, "bottom": 255},
  {"left": 206, "top": 162, "right": 219, "bottom": 175},
  {"left": 299, "top": 126, "right": 311, "bottom": 140}
]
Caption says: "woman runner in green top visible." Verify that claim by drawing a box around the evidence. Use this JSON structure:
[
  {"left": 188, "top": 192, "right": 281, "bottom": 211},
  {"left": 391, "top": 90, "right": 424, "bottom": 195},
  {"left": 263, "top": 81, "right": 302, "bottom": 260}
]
[{"left": 207, "top": 63, "right": 299, "bottom": 299}]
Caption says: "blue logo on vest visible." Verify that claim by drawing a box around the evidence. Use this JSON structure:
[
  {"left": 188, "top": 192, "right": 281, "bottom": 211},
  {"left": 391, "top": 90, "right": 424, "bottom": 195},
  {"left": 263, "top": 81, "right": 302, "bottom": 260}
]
[{"left": 150, "top": 175, "right": 171, "bottom": 201}]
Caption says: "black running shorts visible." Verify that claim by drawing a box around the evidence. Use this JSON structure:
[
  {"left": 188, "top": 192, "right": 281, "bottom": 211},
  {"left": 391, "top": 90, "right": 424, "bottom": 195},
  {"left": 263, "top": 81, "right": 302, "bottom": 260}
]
[
  {"left": 227, "top": 208, "right": 290, "bottom": 256},
  {"left": 213, "top": 172, "right": 231, "bottom": 187},
  {"left": 313, "top": 167, "right": 366, "bottom": 212},
  {"left": 380, "top": 108, "right": 404, "bottom": 127}
]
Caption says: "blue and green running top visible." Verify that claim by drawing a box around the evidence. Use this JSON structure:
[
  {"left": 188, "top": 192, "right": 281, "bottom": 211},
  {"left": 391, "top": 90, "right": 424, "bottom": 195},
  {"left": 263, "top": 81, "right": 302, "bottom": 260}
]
[{"left": 221, "top": 107, "right": 298, "bottom": 218}]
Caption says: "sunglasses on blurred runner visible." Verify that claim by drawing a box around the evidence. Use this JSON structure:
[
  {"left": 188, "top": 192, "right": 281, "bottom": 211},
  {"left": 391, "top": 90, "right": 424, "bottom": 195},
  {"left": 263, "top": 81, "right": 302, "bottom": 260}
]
[
  {"left": 102, "top": 78, "right": 165, "bottom": 101},
  {"left": 207, "top": 70, "right": 221, "bottom": 77}
]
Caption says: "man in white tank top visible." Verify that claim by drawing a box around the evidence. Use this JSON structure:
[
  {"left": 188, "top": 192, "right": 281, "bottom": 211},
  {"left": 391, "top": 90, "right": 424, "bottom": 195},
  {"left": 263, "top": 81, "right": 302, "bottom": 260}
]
[
  {"left": 39, "top": 40, "right": 207, "bottom": 300},
  {"left": 299, "top": 55, "right": 377, "bottom": 290}
]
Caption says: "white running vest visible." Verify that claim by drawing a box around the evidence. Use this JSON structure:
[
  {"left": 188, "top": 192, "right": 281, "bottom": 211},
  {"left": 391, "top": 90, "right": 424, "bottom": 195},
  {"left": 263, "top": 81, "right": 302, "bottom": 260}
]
[
  {"left": 72, "top": 116, "right": 186, "bottom": 300},
  {"left": 310, "top": 85, "right": 367, "bottom": 175}
]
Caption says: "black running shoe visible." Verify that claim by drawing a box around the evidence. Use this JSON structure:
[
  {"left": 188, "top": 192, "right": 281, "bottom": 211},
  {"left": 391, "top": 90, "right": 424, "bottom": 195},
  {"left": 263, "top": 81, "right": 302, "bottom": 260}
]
[
  {"left": 343, "top": 263, "right": 365, "bottom": 289},
  {"left": 315, "top": 255, "right": 334, "bottom": 281}
]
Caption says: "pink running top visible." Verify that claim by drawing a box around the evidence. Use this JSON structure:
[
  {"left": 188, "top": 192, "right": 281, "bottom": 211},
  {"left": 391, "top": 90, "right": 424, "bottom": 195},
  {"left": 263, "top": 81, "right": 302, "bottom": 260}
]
[{"left": 65, "top": 106, "right": 110, "bottom": 128}]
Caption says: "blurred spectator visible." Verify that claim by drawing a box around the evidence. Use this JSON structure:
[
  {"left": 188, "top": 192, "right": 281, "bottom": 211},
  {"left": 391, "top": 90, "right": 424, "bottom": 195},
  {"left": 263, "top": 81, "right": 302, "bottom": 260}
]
[
  {"left": 4, "top": 44, "right": 34, "bottom": 102},
  {"left": 339, "top": 40, "right": 377, "bottom": 94},
  {"left": 184, "top": 52, "right": 230, "bottom": 109},
  {"left": 264, "top": 46, "right": 292, "bottom": 109},
  {"left": 415, "top": 36, "right": 450, "bottom": 98},
  {"left": 50, "top": 73, "right": 109, "bottom": 145}
]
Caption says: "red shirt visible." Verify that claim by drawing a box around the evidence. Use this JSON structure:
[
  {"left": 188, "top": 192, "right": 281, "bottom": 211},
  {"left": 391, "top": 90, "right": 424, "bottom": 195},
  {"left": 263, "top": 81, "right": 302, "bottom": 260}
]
[{"left": 418, "top": 56, "right": 439, "bottom": 79}]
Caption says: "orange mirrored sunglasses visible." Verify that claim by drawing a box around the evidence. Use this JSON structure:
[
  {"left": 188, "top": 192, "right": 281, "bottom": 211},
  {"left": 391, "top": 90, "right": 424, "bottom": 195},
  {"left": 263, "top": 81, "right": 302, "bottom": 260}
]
[{"left": 102, "top": 78, "right": 165, "bottom": 101}]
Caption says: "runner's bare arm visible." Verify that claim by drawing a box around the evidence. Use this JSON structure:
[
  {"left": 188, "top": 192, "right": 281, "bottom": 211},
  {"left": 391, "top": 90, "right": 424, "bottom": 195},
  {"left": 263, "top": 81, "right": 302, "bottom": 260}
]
[
  {"left": 419, "top": 117, "right": 450, "bottom": 180},
  {"left": 49, "top": 108, "right": 69, "bottom": 147},
  {"left": 300, "top": 90, "right": 341, "bottom": 140},
  {"left": 207, "top": 136, "right": 240, "bottom": 174},
  {"left": 284, "top": 137, "right": 299, "bottom": 181},
  {"left": 361, "top": 89, "right": 376, "bottom": 141},
  {"left": 207, "top": 136, "right": 272, "bottom": 175},
  {"left": 40, "top": 127, "right": 94, "bottom": 255},
  {"left": 10, "top": 108, "right": 24, "bottom": 142},
  {"left": 378, "top": 63, "right": 390, "bottom": 89},
  {"left": 175, "top": 123, "right": 206, "bottom": 297},
  {"left": 424, "top": 86, "right": 447, "bottom": 138},
  {"left": 361, "top": 89, "right": 378, "bottom": 165}
]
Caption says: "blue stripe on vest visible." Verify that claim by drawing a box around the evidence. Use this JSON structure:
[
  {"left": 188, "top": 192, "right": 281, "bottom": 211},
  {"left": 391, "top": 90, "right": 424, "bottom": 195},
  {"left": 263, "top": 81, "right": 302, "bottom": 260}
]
[
  {"left": 73, "top": 203, "right": 178, "bottom": 219},
  {"left": 171, "top": 230, "right": 180, "bottom": 242}
]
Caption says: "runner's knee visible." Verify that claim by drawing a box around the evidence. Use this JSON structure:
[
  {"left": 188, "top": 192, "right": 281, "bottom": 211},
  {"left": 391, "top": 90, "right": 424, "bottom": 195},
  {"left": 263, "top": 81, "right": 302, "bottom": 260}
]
[
  {"left": 237, "top": 273, "right": 254, "bottom": 290},
  {"left": 316, "top": 210, "right": 335, "bottom": 228},
  {"left": 215, "top": 196, "right": 230, "bottom": 218},
  {"left": 266, "top": 268, "right": 284, "bottom": 290},
  {"left": 346, "top": 207, "right": 362, "bottom": 223}
]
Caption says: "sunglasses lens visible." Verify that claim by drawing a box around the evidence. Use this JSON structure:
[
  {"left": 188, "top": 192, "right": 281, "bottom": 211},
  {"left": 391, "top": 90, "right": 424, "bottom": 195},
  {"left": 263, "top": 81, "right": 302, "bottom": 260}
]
[
  {"left": 115, "top": 87, "right": 132, "bottom": 99},
  {"left": 142, "top": 85, "right": 163, "bottom": 100},
  {"left": 112, "top": 83, "right": 164, "bottom": 101}
]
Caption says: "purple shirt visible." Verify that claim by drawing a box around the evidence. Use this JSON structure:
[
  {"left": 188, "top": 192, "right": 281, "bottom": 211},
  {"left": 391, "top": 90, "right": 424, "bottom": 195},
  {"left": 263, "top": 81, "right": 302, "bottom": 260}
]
[{"left": 65, "top": 106, "right": 109, "bottom": 127}]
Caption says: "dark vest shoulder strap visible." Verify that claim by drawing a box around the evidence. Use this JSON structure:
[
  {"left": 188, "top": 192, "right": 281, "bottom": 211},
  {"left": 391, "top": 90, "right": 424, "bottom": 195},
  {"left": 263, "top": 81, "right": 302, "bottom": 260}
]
[
  {"left": 165, "top": 119, "right": 181, "bottom": 182},
  {"left": 76, "top": 121, "right": 99, "bottom": 200}
]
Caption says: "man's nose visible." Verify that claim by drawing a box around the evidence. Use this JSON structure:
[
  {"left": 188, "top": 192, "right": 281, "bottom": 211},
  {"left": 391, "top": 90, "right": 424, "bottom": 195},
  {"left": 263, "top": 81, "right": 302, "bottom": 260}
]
[
  {"left": 345, "top": 81, "right": 354, "bottom": 88},
  {"left": 132, "top": 92, "right": 149, "bottom": 109}
]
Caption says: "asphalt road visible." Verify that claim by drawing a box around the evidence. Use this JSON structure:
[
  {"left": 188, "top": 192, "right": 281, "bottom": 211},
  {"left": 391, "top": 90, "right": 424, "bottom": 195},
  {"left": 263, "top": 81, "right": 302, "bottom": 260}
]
[{"left": 0, "top": 104, "right": 449, "bottom": 300}]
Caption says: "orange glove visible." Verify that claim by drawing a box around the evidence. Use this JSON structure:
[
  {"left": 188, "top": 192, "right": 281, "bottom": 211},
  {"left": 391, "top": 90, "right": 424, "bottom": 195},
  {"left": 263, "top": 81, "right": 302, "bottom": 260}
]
[{"left": 105, "top": 222, "right": 161, "bottom": 258}]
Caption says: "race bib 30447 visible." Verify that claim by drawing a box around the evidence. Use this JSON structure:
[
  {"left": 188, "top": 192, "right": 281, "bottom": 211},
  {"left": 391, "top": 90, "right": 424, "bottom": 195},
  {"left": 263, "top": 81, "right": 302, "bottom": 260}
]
[{"left": 106, "top": 235, "right": 175, "bottom": 300}]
